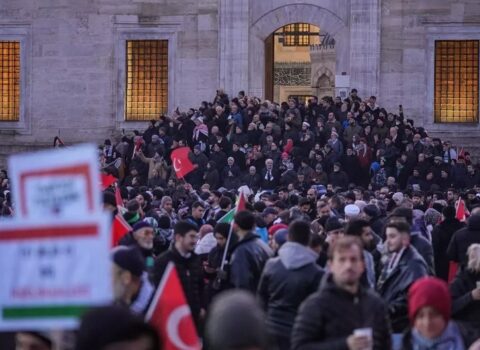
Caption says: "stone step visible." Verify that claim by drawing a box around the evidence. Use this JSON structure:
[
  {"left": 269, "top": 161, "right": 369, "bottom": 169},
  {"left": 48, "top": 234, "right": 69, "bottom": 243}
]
[{"left": 428, "top": 131, "right": 480, "bottom": 162}]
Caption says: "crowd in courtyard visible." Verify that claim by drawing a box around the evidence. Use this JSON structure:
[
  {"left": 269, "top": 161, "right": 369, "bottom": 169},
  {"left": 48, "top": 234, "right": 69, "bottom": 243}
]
[{"left": 1, "top": 89, "right": 480, "bottom": 350}]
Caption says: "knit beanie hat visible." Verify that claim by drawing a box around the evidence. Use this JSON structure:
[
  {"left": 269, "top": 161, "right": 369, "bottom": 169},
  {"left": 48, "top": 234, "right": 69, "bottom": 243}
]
[
  {"left": 132, "top": 220, "right": 152, "bottom": 233},
  {"left": 424, "top": 208, "right": 442, "bottom": 227},
  {"left": 111, "top": 246, "right": 145, "bottom": 277},
  {"left": 268, "top": 223, "right": 288, "bottom": 238},
  {"left": 273, "top": 228, "right": 288, "bottom": 246},
  {"left": 103, "top": 191, "right": 116, "bottom": 208},
  {"left": 157, "top": 215, "right": 171, "bottom": 229},
  {"left": 325, "top": 217, "right": 343, "bottom": 232},
  {"left": 408, "top": 277, "right": 451, "bottom": 324},
  {"left": 363, "top": 204, "right": 379, "bottom": 218}
]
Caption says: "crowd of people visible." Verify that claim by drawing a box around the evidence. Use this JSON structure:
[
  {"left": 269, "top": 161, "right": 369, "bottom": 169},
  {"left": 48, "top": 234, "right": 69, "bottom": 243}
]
[{"left": 2, "top": 89, "right": 480, "bottom": 350}]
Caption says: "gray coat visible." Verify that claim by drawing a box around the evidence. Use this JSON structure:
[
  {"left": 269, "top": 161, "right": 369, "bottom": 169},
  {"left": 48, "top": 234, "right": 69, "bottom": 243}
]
[{"left": 257, "top": 242, "right": 324, "bottom": 338}]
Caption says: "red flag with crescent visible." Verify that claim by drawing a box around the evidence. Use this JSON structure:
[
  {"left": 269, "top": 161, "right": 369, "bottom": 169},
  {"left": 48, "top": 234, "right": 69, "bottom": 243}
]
[
  {"left": 146, "top": 263, "right": 201, "bottom": 350},
  {"left": 170, "top": 147, "right": 195, "bottom": 179},
  {"left": 101, "top": 173, "right": 117, "bottom": 190}
]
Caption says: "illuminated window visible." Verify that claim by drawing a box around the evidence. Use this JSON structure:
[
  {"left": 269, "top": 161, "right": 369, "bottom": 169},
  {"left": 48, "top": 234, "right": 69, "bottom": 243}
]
[
  {"left": 283, "top": 23, "right": 311, "bottom": 46},
  {"left": 434, "top": 40, "right": 479, "bottom": 123},
  {"left": 0, "top": 41, "right": 20, "bottom": 121},
  {"left": 125, "top": 40, "right": 168, "bottom": 121}
]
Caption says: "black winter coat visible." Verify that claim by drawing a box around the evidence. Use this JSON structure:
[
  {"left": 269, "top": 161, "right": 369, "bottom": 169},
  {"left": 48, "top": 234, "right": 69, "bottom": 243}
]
[
  {"left": 447, "top": 214, "right": 480, "bottom": 268},
  {"left": 241, "top": 173, "right": 262, "bottom": 192},
  {"left": 329, "top": 170, "right": 349, "bottom": 190},
  {"left": 257, "top": 243, "right": 324, "bottom": 339},
  {"left": 291, "top": 274, "right": 392, "bottom": 350},
  {"left": 376, "top": 245, "right": 429, "bottom": 333},
  {"left": 151, "top": 246, "right": 204, "bottom": 330},
  {"left": 229, "top": 232, "right": 273, "bottom": 292},
  {"left": 260, "top": 168, "right": 280, "bottom": 191},
  {"left": 450, "top": 269, "right": 480, "bottom": 330},
  {"left": 432, "top": 219, "right": 465, "bottom": 281}
]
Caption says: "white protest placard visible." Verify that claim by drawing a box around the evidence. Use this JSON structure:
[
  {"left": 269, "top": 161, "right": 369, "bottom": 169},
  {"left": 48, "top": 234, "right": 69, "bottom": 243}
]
[
  {"left": 8, "top": 144, "right": 101, "bottom": 219},
  {"left": 0, "top": 214, "right": 112, "bottom": 330}
]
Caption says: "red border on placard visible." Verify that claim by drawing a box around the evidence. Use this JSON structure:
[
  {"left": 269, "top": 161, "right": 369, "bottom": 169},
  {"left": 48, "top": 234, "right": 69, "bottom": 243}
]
[
  {"left": 19, "top": 164, "right": 94, "bottom": 216},
  {"left": 0, "top": 224, "right": 99, "bottom": 240}
]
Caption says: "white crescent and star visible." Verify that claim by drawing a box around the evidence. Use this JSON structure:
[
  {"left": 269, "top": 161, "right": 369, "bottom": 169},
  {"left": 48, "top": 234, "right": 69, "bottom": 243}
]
[
  {"left": 166, "top": 305, "right": 199, "bottom": 350},
  {"left": 173, "top": 158, "right": 183, "bottom": 172}
]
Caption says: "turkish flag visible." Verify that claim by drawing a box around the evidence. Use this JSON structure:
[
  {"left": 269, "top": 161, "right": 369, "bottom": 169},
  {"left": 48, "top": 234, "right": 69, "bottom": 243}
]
[
  {"left": 455, "top": 197, "right": 467, "bottom": 222},
  {"left": 170, "top": 147, "right": 195, "bottom": 179},
  {"left": 146, "top": 263, "right": 201, "bottom": 350},
  {"left": 101, "top": 173, "right": 117, "bottom": 190},
  {"left": 112, "top": 214, "right": 131, "bottom": 247}
]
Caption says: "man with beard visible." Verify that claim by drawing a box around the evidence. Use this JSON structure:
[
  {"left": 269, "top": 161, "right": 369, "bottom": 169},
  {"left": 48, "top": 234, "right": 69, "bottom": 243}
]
[
  {"left": 376, "top": 220, "right": 428, "bottom": 333},
  {"left": 344, "top": 219, "right": 377, "bottom": 288},
  {"left": 291, "top": 236, "right": 391, "bottom": 349},
  {"left": 119, "top": 221, "right": 155, "bottom": 268},
  {"left": 152, "top": 221, "right": 205, "bottom": 331}
]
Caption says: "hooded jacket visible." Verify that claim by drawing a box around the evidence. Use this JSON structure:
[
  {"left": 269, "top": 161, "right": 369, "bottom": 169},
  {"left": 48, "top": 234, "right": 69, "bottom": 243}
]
[
  {"left": 257, "top": 242, "right": 324, "bottom": 338},
  {"left": 291, "top": 274, "right": 391, "bottom": 350},
  {"left": 447, "top": 214, "right": 480, "bottom": 268}
]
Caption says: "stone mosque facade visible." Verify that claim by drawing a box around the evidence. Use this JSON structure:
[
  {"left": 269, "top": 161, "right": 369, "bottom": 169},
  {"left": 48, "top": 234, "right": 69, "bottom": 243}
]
[{"left": 1, "top": 0, "right": 480, "bottom": 165}]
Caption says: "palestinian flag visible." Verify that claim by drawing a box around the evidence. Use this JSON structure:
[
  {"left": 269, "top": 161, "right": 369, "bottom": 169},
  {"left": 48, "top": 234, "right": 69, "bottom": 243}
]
[{"left": 217, "top": 192, "right": 247, "bottom": 224}]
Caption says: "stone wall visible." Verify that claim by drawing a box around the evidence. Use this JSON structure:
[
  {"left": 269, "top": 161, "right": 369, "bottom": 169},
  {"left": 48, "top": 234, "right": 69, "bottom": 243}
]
[
  {"left": 380, "top": 0, "right": 480, "bottom": 131},
  {"left": 0, "top": 0, "right": 219, "bottom": 167}
]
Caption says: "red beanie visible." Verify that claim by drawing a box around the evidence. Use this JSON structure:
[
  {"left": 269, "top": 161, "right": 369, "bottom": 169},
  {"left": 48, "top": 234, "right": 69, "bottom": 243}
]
[
  {"left": 408, "top": 277, "right": 451, "bottom": 324},
  {"left": 268, "top": 223, "right": 288, "bottom": 238}
]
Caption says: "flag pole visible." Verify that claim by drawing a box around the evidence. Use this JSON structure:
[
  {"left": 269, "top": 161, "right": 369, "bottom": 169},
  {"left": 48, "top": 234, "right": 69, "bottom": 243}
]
[
  {"left": 220, "top": 222, "right": 234, "bottom": 271},
  {"left": 214, "top": 192, "right": 245, "bottom": 289}
]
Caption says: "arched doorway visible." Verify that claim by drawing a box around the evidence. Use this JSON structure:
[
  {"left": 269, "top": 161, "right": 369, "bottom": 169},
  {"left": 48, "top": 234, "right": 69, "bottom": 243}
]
[
  {"left": 264, "top": 23, "right": 337, "bottom": 103},
  {"left": 249, "top": 3, "right": 348, "bottom": 99}
]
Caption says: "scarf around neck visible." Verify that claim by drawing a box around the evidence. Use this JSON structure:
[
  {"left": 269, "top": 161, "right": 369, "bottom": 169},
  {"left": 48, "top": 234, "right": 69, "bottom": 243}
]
[{"left": 411, "top": 321, "right": 465, "bottom": 350}]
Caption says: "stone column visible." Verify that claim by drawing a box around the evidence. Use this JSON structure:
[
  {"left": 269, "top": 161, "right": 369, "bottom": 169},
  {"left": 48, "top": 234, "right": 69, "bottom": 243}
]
[
  {"left": 218, "top": 0, "right": 249, "bottom": 97},
  {"left": 349, "top": 0, "right": 381, "bottom": 98}
]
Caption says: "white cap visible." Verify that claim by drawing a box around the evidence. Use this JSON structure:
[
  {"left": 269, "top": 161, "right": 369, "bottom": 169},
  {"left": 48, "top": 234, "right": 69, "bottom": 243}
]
[{"left": 344, "top": 204, "right": 360, "bottom": 217}]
